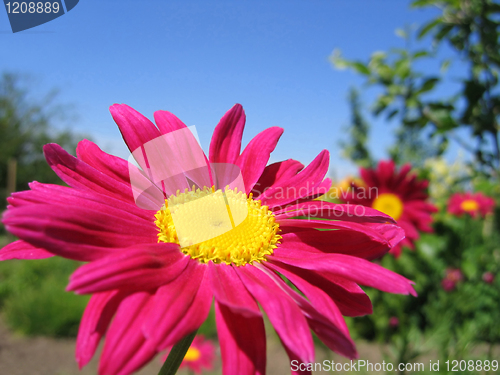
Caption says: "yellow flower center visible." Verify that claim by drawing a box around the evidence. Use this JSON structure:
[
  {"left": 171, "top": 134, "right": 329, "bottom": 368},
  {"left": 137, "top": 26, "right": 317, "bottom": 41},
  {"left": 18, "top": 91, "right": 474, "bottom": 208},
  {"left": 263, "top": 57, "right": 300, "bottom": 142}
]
[
  {"left": 184, "top": 347, "right": 201, "bottom": 362},
  {"left": 372, "top": 193, "right": 404, "bottom": 221},
  {"left": 460, "top": 199, "right": 479, "bottom": 212},
  {"left": 155, "top": 187, "right": 281, "bottom": 266}
]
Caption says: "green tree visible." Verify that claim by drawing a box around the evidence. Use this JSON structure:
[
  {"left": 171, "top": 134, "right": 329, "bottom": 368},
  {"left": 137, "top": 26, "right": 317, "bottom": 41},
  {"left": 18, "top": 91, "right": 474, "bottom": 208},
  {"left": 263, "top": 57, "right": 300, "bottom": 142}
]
[
  {"left": 340, "top": 88, "right": 374, "bottom": 168},
  {"left": 0, "top": 73, "right": 82, "bottom": 212},
  {"left": 331, "top": 0, "right": 500, "bottom": 177}
]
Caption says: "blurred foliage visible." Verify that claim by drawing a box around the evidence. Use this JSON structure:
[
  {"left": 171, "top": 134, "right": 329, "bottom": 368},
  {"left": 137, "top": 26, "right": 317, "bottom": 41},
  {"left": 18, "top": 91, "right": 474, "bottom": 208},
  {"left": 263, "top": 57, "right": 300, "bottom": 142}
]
[
  {"left": 423, "top": 155, "right": 473, "bottom": 201},
  {"left": 345, "top": 177, "right": 500, "bottom": 374},
  {"left": 197, "top": 306, "right": 218, "bottom": 339},
  {"left": 0, "top": 73, "right": 89, "bottom": 336},
  {"left": 340, "top": 88, "right": 374, "bottom": 168},
  {"left": 332, "top": 1, "right": 500, "bottom": 373},
  {"left": 0, "top": 254, "right": 89, "bottom": 337},
  {"left": 331, "top": 0, "right": 500, "bottom": 176},
  {"left": 0, "top": 72, "right": 83, "bottom": 212}
]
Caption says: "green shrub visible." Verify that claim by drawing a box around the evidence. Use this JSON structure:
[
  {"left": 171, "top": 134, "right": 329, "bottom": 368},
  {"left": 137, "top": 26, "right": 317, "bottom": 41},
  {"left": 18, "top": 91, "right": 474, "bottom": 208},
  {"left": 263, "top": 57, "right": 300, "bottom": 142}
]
[{"left": 0, "top": 256, "right": 89, "bottom": 337}]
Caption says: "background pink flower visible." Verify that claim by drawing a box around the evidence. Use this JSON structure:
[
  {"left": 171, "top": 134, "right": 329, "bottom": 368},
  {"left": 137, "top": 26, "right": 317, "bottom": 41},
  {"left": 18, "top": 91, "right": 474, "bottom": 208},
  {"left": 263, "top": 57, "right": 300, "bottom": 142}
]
[
  {"left": 340, "top": 160, "right": 437, "bottom": 257},
  {"left": 441, "top": 268, "right": 463, "bottom": 292},
  {"left": 447, "top": 192, "right": 495, "bottom": 218},
  {"left": 389, "top": 316, "right": 399, "bottom": 328},
  {"left": 482, "top": 272, "right": 495, "bottom": 284},
  {"left": 163, "top": 335, "right": 216, "bottom": 375}
]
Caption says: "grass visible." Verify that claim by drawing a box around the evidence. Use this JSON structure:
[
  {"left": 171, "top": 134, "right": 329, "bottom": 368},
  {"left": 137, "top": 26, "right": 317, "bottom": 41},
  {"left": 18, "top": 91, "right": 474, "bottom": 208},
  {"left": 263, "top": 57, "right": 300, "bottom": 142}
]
[{"left": 0, "top": 253, "right": 89, "bottom": 337}]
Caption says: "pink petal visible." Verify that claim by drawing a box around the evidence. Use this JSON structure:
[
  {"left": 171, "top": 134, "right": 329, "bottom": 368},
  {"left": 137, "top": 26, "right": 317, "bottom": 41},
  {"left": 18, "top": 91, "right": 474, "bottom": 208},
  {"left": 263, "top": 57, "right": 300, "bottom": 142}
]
[
  {"left": 109, "top": 104, "right": 161, "bottom": 153},
  {"left": 398, "top": 220, "right": 419, "bottom": 241},
  {"left": 99, "top": 292, "right": 156, "bottom": 375},
  {"left": 0, "top": 240, "right": 53, "bottom": 260},
  {"left": 267, "top": 261, "right": 346, "bottom": 335},
  {"left": 140, "top": 118, "right": 212, "bottom": 192},
  {"left": 266, "top": 259, "right": 372, "bottom": 317},
  {"left": 77, "top": 140, "right": 164, "bottom": 211},
  {"left": 209, "top": 104, "right": 246, "bottom": 164},
  {"left": 3, "top": 203, "right": 157, "bottom": 262},
  {"left": 156, "top": 267, "right": 213, "bottom": 350},
  {"left": 10, "top": 181, "right": 153, "bottom": 222},
  {"left": 208, "top": 262, "right": 261, "bottom": 317},
  {"left": 43, "top": 143, "right": 136, "bottom": 203},
  {"left": 254, "top": 264, "right": 357, "bottom": 359},
  {"left": 278, "top": 230, "right": 390, "bottom": 261},
  {"left": 4, "top": 226, "right": 113, "bottom": 261},
  {"left": 216, "top": 302, "right": 266, "bottom": 375},
  {"left": 236, "top": 127, "right": 284, "bottom": 193},
  {"left": 259, "top": 150, "right": 329, "bottom": 208},
  {"left": 278, "top": 219, "right": 405, "bottom": 250},
  {"left": 237, "top": 265, "right": 315, "bottom": 364},
  {"left": 266, "top": 243, "right": 373, "bottom": 316},
  {"left": 377, "top": 160, "right": 396, "bottom": 188},
  {"left": 252, "top": 159, "right": 304, "bottom": 198},
  {"left": 154, "top": 110, "right": 188, "bottom": 134},
  {"left": 76, "top": 140, "right": 130, "bottom": 185},
  {"left": 359, "top": 167, "right": 378, "bottom": 188},
  {"left": 274, "top": 201, "right": 397, "bottom": 224},
  {"left": 393, "top": 163, "right": 412, "bottom": 187},
  {"left": 252, "top": 159, "right": 304, "bottom": 199},
  {"left": 142, "top": 260, "right": 208, "bottom": 348},
  {"left": 116, "top": 340, "right": 158, "bottom": 375},
  {"left": 296, "top": 177, "right": 332, "bottom": 202},
  {"left": 271, "top": 246, "right": 416, "bottom": 296},
  {"left": 286, "top": 346, "right": 312, "bottom": 375},
  {"left": 67, "top": 243, "right": 188, "bottom": 294},
  {"left": 284, "top": 179, "right": 333, "bottom": 207},
  {"left": 76, "top": 290, "right": 126, "bottom": 369}
]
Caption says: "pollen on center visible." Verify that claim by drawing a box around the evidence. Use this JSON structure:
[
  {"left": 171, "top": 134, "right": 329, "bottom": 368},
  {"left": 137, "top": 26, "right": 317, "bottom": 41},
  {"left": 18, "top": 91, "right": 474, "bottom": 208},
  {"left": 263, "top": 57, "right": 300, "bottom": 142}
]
[
  {"left": 460, "top": 199, "right": 479, "bottom": 212},
  {"left": 372, "top": 192, "right": 404, "bottom": 221},
  {"left": 154, "top": 186, "right": 281, "bottom": 266}
]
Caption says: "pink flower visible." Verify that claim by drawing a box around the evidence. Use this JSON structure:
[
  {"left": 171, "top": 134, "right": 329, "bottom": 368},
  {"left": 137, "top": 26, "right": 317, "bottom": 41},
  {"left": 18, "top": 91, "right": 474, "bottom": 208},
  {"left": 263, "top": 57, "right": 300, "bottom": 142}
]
[
  {"left": 1, "top": 104, "right": 416, "bottom": 375},
  {"left": 482, "top": 272, "right": 495, "bottom": 284},
  {"left": 340, "top": 160, "right": 437, "bottom": 257},
  {"left": 163, "top": 335, "right": 216, "bottom": 374},
  {"left": 441, "top": 278, "right": 456, "bottom": 292},
  {"left": 389, "top": 316, "right": 399, "bottom": 328},
  {"left": 441, "top": 268, "right": 463, "bottom": 292},
  {"left": 446, "top": 269, "right": 463, "bottom": 283},
  {"left": 447, "top": 192, "right": 495, "bottom": 218}
]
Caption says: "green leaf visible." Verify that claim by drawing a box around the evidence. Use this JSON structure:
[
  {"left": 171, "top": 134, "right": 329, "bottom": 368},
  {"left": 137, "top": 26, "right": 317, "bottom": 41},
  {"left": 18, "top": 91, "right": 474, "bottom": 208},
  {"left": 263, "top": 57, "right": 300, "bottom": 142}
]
[
  {"left": 412, "top": 50, "right": 429, "bottom": 59},
  {"left": 386, "top": 108, "right": 399, "bottom": 121},
  {"left": 418, "top": 77, "right": 439, "bottom": 94},
  {"left": 435, "top": 24, "right": 454, "bottom": 43},
  {"left": 395, "top": 28, "right": 408, "bottom": 39},
  {"left": 394, "top": 58, "right": 411, "bottom": 78},
  {"left": 426, "top": 108, "right": 458, "bottom": 133},
  {"left": 418, "top": 18, "right": 442, "bottom": 39},
  {"left": 373, "top": 94, "right": 393, "bottom": 116},
  {"left": 428, "top": 102, "right": 454, "bottom": 111},
  {"left": 463, "top": 80, "right": 486, "bottom": 106},
  {"left": 329, "top": 48, "right": 348, "bottom": 70},
  {"left": 351, "top": 62, "right": 371, "bottom": 75},
  {"left": 411, "top": 0, "right": 434, "bottom": 8},
  {"left": 440, "top": 59, "right": 451, "bottom": 73}
]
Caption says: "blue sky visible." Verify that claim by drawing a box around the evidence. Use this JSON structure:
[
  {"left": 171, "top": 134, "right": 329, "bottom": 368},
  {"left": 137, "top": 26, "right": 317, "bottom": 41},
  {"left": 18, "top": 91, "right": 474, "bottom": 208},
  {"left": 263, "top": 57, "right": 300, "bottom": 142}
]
[{"left": 1, "top": 0, "right": 448, "bottom": 179}]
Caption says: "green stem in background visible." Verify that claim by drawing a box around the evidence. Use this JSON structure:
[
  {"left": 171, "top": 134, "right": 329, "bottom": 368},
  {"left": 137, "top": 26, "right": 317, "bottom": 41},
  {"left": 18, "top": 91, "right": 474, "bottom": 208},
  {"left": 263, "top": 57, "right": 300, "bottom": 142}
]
[{"left": 158, "top": 330, "right": 197, "bottom": 375}]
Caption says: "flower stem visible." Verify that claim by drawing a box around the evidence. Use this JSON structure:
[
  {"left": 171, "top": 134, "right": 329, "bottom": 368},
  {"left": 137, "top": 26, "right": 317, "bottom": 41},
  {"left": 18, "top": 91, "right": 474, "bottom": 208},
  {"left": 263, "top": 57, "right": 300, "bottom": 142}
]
[{"left": 158, "top": 330, "right": 198, "bottom": 375}]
